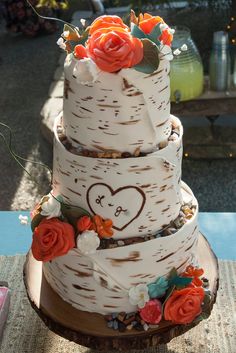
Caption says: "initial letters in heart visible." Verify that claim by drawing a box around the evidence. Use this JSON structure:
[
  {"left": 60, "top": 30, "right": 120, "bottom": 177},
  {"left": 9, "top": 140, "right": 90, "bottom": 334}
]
[{"left": 86, "top": 183, "right": 146, "bottom": 231}]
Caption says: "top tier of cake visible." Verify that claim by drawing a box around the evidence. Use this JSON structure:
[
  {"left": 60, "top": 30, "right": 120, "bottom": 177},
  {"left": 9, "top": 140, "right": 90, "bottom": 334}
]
[{"left": 62, "top": 54, "right": 171, "bottom": 154}]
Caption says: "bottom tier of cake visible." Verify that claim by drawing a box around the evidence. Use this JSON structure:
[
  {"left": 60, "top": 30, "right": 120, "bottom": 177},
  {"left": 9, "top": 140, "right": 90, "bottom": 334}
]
[{"left": 43, "top": 182, "right": 199, "bottom": 315}]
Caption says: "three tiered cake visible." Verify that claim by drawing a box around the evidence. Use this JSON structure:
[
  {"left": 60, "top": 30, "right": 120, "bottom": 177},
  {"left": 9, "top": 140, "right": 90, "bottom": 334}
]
[{"left": 30, "top": 12, "right": 210, "bottom": 331}]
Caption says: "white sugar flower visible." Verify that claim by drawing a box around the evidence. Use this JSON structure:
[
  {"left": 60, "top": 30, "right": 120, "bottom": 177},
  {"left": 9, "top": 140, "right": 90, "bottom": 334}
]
[
  {"left": 80, "top": 18, "right": 86, "bottom": 27},
  {"left": 77, "top": 230, "right": 100, "bottom": 255},
  {"left": 173, "top": 48, "right": 181, "bottom": 56},
  {"left": 129, "top": 283, "right": 149, "bottom": 308},
  {"left": 160, "top": 23, "right": 168, "bottom": 31},
  {"left": 169, "top": 28, "right": 175, "bottom": 35},
  {"left": 181, "top": 44, "right": 188, "bottom": 51},
  {"left": 63, "top": 30, "right": 70, "bottom": 39},
  {"left": 19, "top": 214, "right": 29, "bottom": 225},
  {"left": 57, "top": 37, "right": 66, "bottom": 50},
  {"left": 40, "top": 194, "right": 61, "bottom": 219},
  {"left": 73, "top": 58, "right": 100, "bottom": 85},
  {"left": 160, "top": 45, "right": 173, "bottom": 61}
]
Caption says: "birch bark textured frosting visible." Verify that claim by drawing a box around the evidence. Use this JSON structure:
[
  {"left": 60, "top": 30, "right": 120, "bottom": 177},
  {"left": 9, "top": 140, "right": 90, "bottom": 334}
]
[{"left": 62, "top": 54, "right": 171, "bottom": 154}]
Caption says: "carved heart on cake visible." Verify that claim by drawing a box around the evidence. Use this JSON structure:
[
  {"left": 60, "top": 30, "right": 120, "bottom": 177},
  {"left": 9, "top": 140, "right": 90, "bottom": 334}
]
[{"left": 86, "top": 183, "right": 146, "bottom": 231}]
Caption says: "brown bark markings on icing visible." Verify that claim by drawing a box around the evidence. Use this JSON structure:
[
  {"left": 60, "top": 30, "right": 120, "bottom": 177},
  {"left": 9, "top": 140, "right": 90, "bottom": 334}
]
[
  {"left": 72, "top": 284, "right": 95, "bottom": 292},
  {"left": 106, "top": 251, "right": 141, "bottom": 267},
  {"left": 176, "top": 257, "right": 190, "bottom": 271},
  {"left": 155, "top": 199, "right": 165, "bottom": 204},
  {"left": 71, "top": 112, "right": 91, "bottom": 119},
  {"left": 116, "top": 120, "right": 141, "bottom": 125},
  {"left": 64, "top": 264, "right": 92, "bottom": 277},
  {"left": 59, "top": 169, "right": 70, "bottom": 176},
  {"left": 144, "top": 69, "right": 164, "bottom": 78},
  {"left": 155, "top": 252, "right": 175, "bottom": 262},
  {"left": 156, "top": 118, "right": 169, "bottom": 127},
  {"left": 66, "top": 187, "right": 82, "bottom": 196}
]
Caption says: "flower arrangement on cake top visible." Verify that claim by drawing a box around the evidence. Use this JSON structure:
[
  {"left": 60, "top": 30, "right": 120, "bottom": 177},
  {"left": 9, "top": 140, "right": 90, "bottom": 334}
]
[{"left": 57, "top": 11, "right": 174, "bottom": 75}]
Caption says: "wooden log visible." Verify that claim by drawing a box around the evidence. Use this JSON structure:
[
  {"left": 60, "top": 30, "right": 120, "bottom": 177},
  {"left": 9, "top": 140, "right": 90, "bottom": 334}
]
[{"left": 23, "top": 233, "right": 219, "bottom": 351}]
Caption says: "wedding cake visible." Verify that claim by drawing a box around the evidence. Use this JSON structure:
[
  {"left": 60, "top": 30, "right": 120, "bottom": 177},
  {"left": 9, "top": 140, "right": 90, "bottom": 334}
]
[{"left": 30, "top": 12, "right": 209, "bottom": 330}]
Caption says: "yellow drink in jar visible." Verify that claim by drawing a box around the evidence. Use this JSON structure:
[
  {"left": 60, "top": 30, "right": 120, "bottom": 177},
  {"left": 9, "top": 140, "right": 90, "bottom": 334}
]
[{"left": 170, "top": 26, "right": 204, "bottom": 102}]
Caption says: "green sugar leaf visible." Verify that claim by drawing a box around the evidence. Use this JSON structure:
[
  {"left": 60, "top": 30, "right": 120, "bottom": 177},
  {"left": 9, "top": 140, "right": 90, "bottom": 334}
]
[
  {"left": 31, "top": 213, "right": 45, "bottom": 232},
  {"left": 148, "top": 23, "right": 162, "bottom": 46},
  {"left": 61, "top": 204, "right": 90, "bottom": 228},
  {"left": 131, "top": 23, "right": 147, "bottom": 40},
  {"left": 134, "top": 38, "right": 160, "bottom": 74},
  {"left": 169, "top": 276, "right": 193, "bottom": 289}
]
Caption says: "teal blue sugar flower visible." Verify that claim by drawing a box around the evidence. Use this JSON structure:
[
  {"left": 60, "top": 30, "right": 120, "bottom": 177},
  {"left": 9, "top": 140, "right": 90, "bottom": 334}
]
[{"left": 148, "top": 277, "right": 169, "bottom": 299}]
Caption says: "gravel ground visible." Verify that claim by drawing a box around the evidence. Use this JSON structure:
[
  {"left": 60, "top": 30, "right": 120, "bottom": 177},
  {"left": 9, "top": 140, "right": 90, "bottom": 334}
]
[{"left": 0, "top": 20, "right": 236, "bottom": 212}]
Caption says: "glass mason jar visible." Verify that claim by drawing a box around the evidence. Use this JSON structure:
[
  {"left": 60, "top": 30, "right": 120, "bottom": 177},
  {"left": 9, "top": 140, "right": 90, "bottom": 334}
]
[{"left": 170, "top": 26, "right": 204, "bottom": 102}]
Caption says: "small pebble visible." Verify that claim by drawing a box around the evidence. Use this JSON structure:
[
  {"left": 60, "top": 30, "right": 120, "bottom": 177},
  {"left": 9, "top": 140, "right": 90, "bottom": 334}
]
[
  {"left": 113, "top": 320, "right": 119, "bottom": 330},
  {"left": 118, "top": 321, "right": 127, "bottom": 332},
  {"left": 107, "top": 321, "right": 114, "bottom": 328},
  {"left": 117, "top": 240, "right": 125, "bottom": 247},
  {"left": 126, "top": 324, "right": 133, "bottom": 331},
  {"left": 143, "top": 323, "right": 149, "bottom": 331}
]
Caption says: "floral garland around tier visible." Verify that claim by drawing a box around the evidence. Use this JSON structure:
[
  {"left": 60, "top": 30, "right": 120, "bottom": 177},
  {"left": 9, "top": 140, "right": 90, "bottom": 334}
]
[
  {"left": 56, "top": 11, "right": 175, "bottom": 77},
  {"left": 105, "top": 265, "right": 211, "bottom": 331}
]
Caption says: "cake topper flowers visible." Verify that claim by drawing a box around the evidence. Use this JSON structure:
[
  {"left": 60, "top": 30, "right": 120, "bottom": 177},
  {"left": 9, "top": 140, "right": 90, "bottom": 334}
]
[{"left": 55, "top": 11, "right": 174, "bottom": 74}]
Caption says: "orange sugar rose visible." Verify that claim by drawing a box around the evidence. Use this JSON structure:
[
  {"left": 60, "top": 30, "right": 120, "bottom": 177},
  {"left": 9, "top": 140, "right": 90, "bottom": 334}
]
[
  {"left": 89, "top": 15, "right": 129, "bottom": 35},
  {"left": 138, "top": 13, "right": 173, "bottom": 46},
  {"left": 31, "top": 218, "right": 75, "bottom": 262},
  {"left": 138, "top": 13, "right": 164, "bottom": 34},
  {"left": 164, "top": 287, "right": 205, "bottom": 324},
  {"left": 87, "top": 28, "right": 143, "bottom": 72}
]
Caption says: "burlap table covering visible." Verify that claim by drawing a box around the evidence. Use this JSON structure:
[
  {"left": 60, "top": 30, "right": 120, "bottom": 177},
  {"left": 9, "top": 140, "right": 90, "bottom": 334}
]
[{"left": 0, "top": 255, "right": 235, "bottom": 353}]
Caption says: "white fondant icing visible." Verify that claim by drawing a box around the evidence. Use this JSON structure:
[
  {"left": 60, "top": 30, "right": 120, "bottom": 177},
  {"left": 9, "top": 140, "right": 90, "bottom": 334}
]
[
  {"left": 53, "top": 115, "right": 183, "bottom": 239},
  {"left": 62, "top": 54, "right": 171, "bottom": 153},
  {"left": 43, "top": 182, "right": 199, "bottom": 315}
]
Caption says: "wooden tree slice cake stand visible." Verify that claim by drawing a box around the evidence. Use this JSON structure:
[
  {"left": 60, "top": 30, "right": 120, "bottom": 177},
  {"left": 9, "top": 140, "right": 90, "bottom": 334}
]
[{"left": 23, "top": 233, "right": 219, "bottom": 351}]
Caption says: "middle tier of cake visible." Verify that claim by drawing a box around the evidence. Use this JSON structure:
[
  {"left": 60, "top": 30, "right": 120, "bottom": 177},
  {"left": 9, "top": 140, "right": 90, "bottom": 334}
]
[{"left": 53, "top": 115, "right": 183, "bottom": 240}]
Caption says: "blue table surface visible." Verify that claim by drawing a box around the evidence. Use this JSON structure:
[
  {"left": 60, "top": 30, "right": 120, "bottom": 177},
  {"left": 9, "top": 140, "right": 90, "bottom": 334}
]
[{"left": 0, "top": 211, "right": 235, "bottom": 260}]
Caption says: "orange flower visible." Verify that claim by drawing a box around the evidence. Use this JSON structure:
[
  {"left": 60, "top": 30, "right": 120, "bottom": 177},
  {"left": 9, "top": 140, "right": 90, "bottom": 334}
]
[
  {"left": 87, "top": 28, "right": 143, "bottom": 72},
  {"left": 91, "top": 214, "right": 113, "bottom": 238},
  {"left": 164, "top": 287, "right": 205, "bottom": 324},
  {"left": 160, "top": 28, "right": 173, "bottom": 46},
  {"left": 138, "top": 13, "right": 173, "bottom": 46},
  {"left": 74, "top": 44, "right": 88, "bottom": 59},
  {"left": 182, "top": 265, "right": 204, "bottom": 287},
  {"left": 32, "top": 218, "right": 75, "bottom": 262},
  {"left": 77, "top": 215, "right": 92, "bottom": 233},
  {"left": 138, "top": 13, "right": 164, "bottom": 34},
  {"left": 89, "top": 15, "right": 129, "bottom": 35}
]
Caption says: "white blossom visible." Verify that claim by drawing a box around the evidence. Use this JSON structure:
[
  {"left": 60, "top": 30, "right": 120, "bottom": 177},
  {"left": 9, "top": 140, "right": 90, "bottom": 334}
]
[
  {"left": 80, "top": 19, "right": 86, "bottom": 27},
  {"left": 73, "top": 58, "right": 100, "bottom": 85},
  {"left": 128, "top": 283, "right": 149, "bottom": 308},
  {"left": 40, "top": 194, "right": 61, "bottom": 219},
  {"left": 169, "top": 28, "right": 175, "bottom": 35},
  {"left": 19, "top": 214, "right": 29, "bottom": 225},
  {"left": 63, "top": 30, "right": 70, "bottom": 39},
  {"left": 173, "top": 48, "right": 181, "bottom": 56},
  {"left": 76, "top": 230, "right": 100, "bottom": 255},
  {"left": 160, "top": 23, "right": 168, "bottom": 31},
  {"left": 181, "top": 44, "right": 188, "bottom": 51},
  {"left": 57, "top": 37, "right": 66, "bottom": 50}
]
